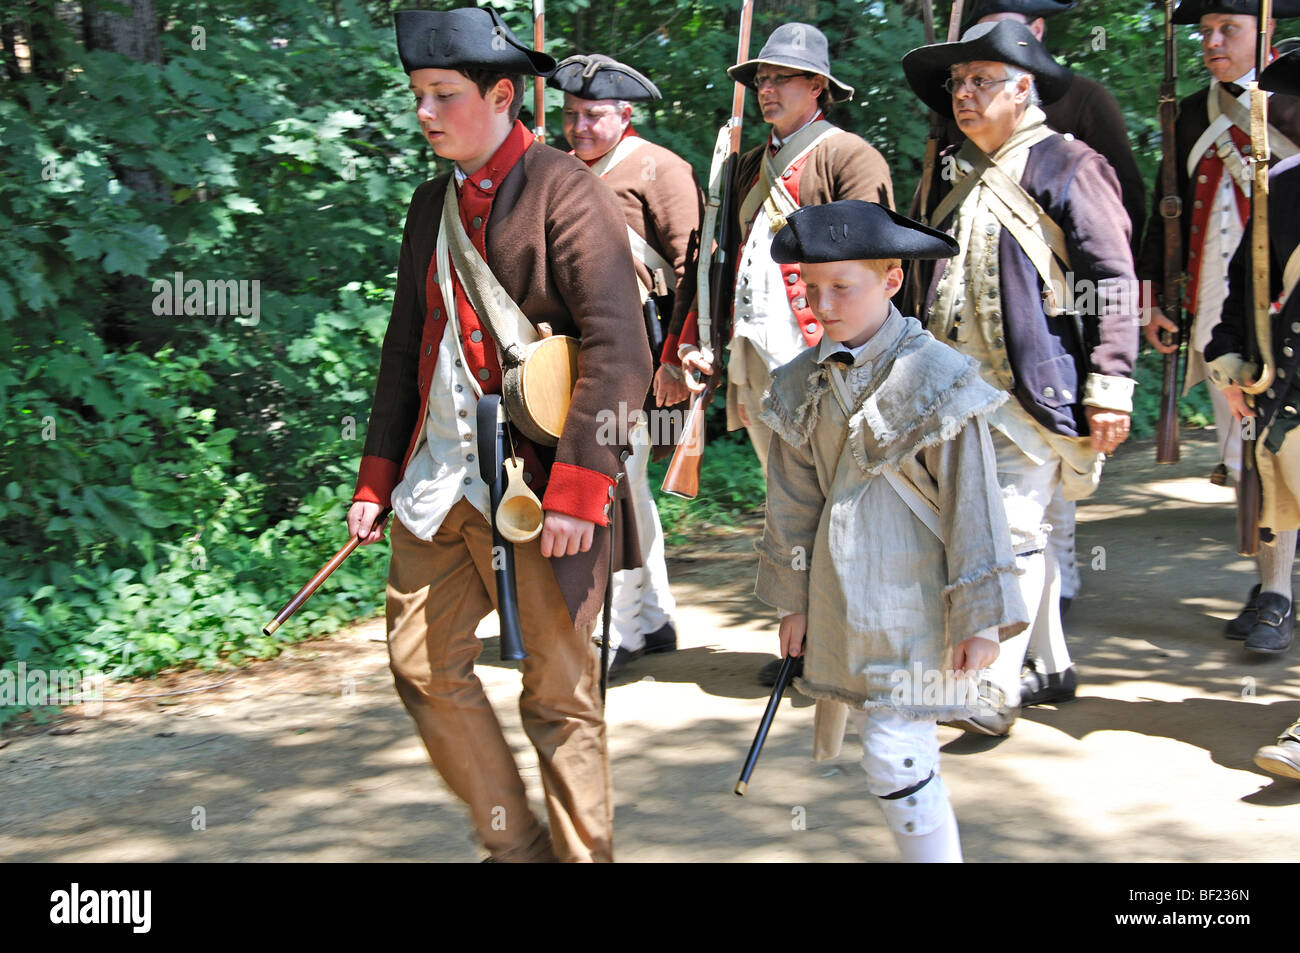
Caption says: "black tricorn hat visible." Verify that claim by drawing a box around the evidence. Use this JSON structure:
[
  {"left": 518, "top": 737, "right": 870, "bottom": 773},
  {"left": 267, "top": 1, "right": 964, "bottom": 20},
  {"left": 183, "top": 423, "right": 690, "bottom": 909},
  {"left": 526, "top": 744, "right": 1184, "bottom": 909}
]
[
  {"left": 394, "top": 8, "right": 555, "bottom": 76},
  {"left": 901, "top": 19, "right": 1074, "bottom": 118},
  {"left": 547, "top": 54, "right": 661, "bottom": 102},
  {"left": 771, "top": 201, "right": 960, "bottom": 264},
  {"left": 728, "top": 22, "right": 854, "bottom": 102},
  {"left": 964, "top": 0, "right": 1078, "bottom": 25},
  {"left": 1261, "top": 45, "right": 1300, "bottom": 95},
  {"left": 1173, "top": 0, "right": 1300, "bottom": 23}
]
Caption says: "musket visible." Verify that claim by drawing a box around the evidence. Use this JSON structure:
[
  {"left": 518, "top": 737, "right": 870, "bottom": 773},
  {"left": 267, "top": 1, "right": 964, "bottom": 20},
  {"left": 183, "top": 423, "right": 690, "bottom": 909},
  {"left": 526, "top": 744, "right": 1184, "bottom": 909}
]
[
  {"left": 1238, "top": 0, "right": 1277, "bottom": 556},
  {"left": 1155, "top": 0, "right": 1186, "bottom": 464},
  {"left": 734, "top": 653, "right": 799, "bottom": 796},
  {"left": 661, "top": 0, "right": 754, "bottom": 499},
  {"left": 263, "top": 507, "right": 391, "bottom": 637},
  {"left": 532, "top": 0, "right": 546, "bottom": 142},
  {"left": 906, "top": 0, "right": 965, "bottom": 310},
  {"left": 477, "top": 395, "right": 528, "bottom": 661}
]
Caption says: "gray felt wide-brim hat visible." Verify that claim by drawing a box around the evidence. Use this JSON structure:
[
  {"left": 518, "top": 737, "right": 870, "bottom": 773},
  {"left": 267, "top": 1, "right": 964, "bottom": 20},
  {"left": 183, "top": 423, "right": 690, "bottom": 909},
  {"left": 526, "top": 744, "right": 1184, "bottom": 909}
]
[
  {"left": 901, "top": 19, "right": 1073, "bottom": 117},
  {"left": 727, "top": 22, "right": 854, "bottom": 102}
]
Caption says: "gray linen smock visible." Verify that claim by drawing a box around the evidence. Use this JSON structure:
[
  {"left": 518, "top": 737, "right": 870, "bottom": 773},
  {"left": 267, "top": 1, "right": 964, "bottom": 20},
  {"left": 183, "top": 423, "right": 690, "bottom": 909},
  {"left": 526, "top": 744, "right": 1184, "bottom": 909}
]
[{"left": 756, "top": 307, "right": 1030, "bottom": 758}]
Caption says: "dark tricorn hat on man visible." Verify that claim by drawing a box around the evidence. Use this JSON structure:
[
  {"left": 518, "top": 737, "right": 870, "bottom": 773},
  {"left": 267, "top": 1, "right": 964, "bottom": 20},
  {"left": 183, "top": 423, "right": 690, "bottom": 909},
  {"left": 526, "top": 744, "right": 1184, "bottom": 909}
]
[
  {"left": 727, "top": 22, "right": 854, "bottom": 102},
  {"left": 394, "top": 7, "right": 556, "bottom": 76},
  {"left": 1172, "top": 0, "right": 1300, "bottom": 23},
  {"left": 964, "top": 0, "right": 1078, "bottom": 24},
  {"left": 547, "top": 54, "right": 661, "bottom": 102},
  {"left": 901, "top": 19, "right": 1074, "bottom": 117},
  {"left": 1261, "top": 45, "right": 1300, "bottom": 96},
  {"left": 771, "top": 201, "right": 960, "bottom": 264}
]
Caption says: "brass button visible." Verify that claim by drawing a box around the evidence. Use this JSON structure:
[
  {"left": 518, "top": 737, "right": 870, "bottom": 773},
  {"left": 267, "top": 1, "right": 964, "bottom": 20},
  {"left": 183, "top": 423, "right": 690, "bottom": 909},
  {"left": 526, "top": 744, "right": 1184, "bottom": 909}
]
[
  {"left": 472, "top": 216, "right": 483, "bottom": 229},
  {"left": 480, "top": 178, "right": 493, "bottom": 189},
  {"left": 1286, "top": 346, "right": 1295, "bottom": 358},
  {"left": 1043, "top": 386, "right": 1056, "bottom": 398},
  {"left": 470, "top": 330, "right": 483, "bottom": 343},
  {"left": 477, "top": 367, "right": 491, "bottom": 381},
  {"left": 786, "top": 273, "right": 798, "bottom": 285},
  {"left": 792, "top": 296, "right": 806, "bottom": 309},
  {"left": 805, "top": 323, "right": 817, "bottom": 333}
]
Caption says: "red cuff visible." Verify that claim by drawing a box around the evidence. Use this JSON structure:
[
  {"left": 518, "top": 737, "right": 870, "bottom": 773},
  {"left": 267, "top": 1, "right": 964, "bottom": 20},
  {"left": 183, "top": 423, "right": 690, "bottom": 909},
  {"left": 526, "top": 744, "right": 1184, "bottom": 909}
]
[
  {"left": 354, "top": 455, "right": 399, "bottom": 508},
  {"left": 541, "top": 461, "right": 616, "bottom": 527},
  {"left": 661, "top": 331, "right": 681, "bottom": 366},
  {"left": 679, "top": 308, "right": 699, "bottom": 350}
]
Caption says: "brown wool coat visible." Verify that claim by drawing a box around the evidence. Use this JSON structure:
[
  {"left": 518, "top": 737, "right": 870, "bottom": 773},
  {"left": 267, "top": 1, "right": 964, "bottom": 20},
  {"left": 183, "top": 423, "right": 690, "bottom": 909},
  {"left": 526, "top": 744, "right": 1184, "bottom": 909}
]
[
  {"left": 362, "top": 143, "right": 653, "bottom": 628},
  {"left": 665, "top": 128, "right": 894, "bottom": 343},
  {"left": 599, "top": 138, "right": 703, "bottom": 335}
]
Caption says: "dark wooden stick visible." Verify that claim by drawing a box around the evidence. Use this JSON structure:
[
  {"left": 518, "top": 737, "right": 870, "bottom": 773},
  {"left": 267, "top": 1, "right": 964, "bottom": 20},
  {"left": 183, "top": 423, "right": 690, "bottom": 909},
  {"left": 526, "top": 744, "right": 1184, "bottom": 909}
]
[{"left": 263, "top": 507, "right": 390, "bottom": 636}]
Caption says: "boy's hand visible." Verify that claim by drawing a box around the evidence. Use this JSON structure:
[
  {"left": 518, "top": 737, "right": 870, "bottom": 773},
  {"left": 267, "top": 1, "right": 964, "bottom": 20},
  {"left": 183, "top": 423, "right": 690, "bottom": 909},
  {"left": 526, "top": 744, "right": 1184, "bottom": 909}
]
[
  {"left": 951, "top": 635, "right": 998, "bottom": 678},
  {"left": 778, "top": 612, "right": 808, "bottom": 658},
  {"left": 347, "top": 501, "right": 388, "bottom": 546},
  {"left": 540, "top": 511, "right": 595, "bottom": 558}
]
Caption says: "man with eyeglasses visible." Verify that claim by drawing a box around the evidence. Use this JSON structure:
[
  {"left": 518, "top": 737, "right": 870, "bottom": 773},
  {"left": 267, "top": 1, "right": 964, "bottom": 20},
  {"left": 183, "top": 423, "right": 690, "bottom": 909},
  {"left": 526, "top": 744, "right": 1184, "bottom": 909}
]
[
  {"left": 902, "top": 19, "right": 1138, "bottom": 736},
  {"left": 660, "top": 21, "right": 893, "bottom": 688},
  {"left": 952, "top": 4, "right": 1144, "bottom": 694},
  {"left": 548, "top": 53, "right": 704, "bottom": 677},
  {"left": 1138, "top": 0, "right": 1300, "bottom": 652}
]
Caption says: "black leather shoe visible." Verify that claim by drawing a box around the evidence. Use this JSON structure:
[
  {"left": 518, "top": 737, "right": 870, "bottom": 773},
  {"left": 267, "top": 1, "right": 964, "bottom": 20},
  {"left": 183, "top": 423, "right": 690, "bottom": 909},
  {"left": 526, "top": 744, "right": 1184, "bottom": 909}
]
[
  {"left": 642, "top": 621, "right": 677, "bottom": 655},
  {"left": 607, "top": 645, "right": 643, "bottom": 677},
  {"left": 1244, "top": 592, "right": 1294, "bottom": 655},
  {"left": 1254, "top": 721, "right": 1300, "bottom": 780},
  {"left": 1225, "top": 584, "right": 1262, "bottom": 640},
  {"left": 1020, "top": 665, "right": 1078, "bottom": 707},
  {"left": 758, "top": 656, "right": 803, "bottom": 686}
]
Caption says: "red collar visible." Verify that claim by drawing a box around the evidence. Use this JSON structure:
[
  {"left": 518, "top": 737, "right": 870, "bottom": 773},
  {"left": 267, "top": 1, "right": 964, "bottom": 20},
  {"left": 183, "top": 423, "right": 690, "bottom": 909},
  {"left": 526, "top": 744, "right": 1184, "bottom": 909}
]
[{"left": 461, "top": 120, "right": 533, "bottom": 194}]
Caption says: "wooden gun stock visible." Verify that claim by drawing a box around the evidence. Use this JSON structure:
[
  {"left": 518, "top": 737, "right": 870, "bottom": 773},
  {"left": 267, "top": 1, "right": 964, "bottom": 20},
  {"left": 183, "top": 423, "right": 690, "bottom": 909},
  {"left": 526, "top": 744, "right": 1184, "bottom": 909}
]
[
  {"left": 660, "top": 389, "right": 708, "bottom": 499},
  {"left": 263, "top": 506, "right": 391, "bottom": 637},
  {"left": 1155, "top": 331, "right": 1182, "bottom": 464}
]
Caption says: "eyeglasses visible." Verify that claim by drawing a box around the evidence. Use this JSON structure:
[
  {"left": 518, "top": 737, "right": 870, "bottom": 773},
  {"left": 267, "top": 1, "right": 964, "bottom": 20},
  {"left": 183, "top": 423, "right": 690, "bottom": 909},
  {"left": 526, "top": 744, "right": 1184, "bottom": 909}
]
[
  {"left": 944, "top": 74, "right": 1013, "bottom": 95},
  {"left": 754, "top": 72, "right": 811, "bottom": 90}
]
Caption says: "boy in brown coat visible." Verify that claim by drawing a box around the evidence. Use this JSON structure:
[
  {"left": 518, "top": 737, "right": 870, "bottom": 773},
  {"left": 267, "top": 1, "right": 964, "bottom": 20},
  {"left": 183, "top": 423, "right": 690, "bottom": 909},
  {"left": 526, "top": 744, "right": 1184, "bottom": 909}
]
[{"left": 347, "top": 7, "right": 650, "bottom": 863}]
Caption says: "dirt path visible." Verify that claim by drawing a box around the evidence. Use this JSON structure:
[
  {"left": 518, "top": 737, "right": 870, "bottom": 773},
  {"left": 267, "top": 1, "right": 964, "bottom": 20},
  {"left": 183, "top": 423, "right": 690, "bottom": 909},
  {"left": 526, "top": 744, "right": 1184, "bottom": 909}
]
[{"left": 3, "top": 431, "right": 1299, "bottom": 862}]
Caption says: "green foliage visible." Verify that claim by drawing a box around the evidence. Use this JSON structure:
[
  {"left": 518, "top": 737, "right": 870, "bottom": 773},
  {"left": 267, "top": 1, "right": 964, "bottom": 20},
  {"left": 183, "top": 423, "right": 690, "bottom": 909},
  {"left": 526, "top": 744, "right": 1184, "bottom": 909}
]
[
  {"left": 0, "top": 0, "right": 1228, "bottom": 712},
  {"left": 649, "top": 429, "right": 767, "bottom": 544},
  {"left": 1129, "top": 346, "right": 1214, "bottom": 440}
]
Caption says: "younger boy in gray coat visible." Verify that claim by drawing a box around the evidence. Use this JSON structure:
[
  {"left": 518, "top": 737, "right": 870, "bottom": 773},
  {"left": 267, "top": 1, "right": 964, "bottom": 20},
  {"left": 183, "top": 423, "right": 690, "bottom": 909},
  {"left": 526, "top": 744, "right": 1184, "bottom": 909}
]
[{"left": 756, "top": 201, "right": 1029, "bottom": 862}]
